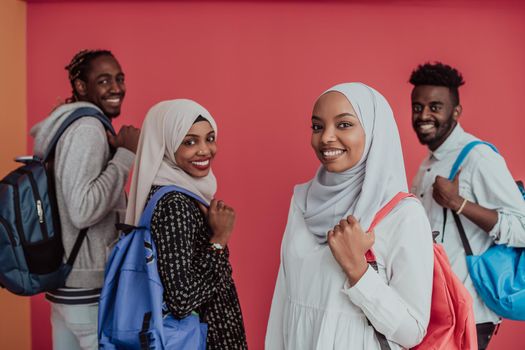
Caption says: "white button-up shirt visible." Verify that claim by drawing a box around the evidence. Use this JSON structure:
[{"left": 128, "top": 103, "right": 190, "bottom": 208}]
[{"left": 411, "top": 124, "right": 525, "bottom": 324}]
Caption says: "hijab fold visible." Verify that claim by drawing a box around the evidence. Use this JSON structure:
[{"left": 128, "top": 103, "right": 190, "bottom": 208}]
[
  {"left": 294, "top": 83, "right": 408, "bottom": 243},
  {"left": 125, "top": 99, "right": 218, "bottom": 226}
]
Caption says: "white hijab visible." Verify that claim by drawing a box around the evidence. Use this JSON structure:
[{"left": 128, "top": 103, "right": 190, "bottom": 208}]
[
  {"left": 294, "top": 82, "right": 408, "bottom": 243},
  {"left": 125, "top": 99, "right": 218, "bottom": 226}
]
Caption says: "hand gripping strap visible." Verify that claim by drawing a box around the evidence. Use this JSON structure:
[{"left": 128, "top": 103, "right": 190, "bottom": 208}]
[
  {"left": 365, "top": 192, "right": 415, "bottom": 263},
  {"left": 444, "top": 140, "right": 499, "bottom": 254}
]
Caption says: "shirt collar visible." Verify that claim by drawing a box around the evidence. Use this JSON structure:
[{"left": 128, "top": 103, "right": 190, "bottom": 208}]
[{"left": 430, "top": 123, "right": 465, "bottom": 161}]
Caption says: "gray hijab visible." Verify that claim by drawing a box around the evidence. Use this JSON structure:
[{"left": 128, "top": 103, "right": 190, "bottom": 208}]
[{"left": 294, "top": 82, "right": 408, "bottom": 243}]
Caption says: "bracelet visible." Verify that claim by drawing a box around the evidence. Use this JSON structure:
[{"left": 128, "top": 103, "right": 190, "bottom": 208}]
[{"left": 456, "top": 198, "right": 468, "bottom": 215}]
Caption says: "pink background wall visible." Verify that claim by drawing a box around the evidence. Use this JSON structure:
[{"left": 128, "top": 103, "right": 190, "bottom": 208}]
[{"left": 27, "top": 1, "right": 525, "bottom": 349}]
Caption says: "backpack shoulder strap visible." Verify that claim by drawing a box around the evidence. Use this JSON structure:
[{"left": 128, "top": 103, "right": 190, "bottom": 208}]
[
  {"left": 444, "top": 140, "right": 499, "bottom": 254},
  {"left": 43, "top": 107, "right": 116, "bottom": 266},
  {"left": 448, "top": 140, "right": 499, "bottom": 180},
  {"left": 43, "top": 107, "right": 116, "bottom": 161},
  {"left": 365, "top": 192, "right": 415, "bottom": 263},
  {"left": 138, "top": 185, "right": 208, "bottom": 229},
  {"left": 366, "top": 192, "right": 415, "bottom": 350},
  {"left": 368, "top": 192, "right": 415, "bottom": 232}
]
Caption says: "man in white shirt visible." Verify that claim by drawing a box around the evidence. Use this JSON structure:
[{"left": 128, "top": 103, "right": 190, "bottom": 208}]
[{"left": 409, "top": 62, "right": 525, "bottom": 350}]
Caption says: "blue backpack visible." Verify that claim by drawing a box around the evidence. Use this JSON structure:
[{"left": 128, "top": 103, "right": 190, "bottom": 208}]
[
  {"left": 98, "top": 185, "right": 208, "bottom": 350},
  {"left": 0, "top": 107, "right": 115, "bottom": 296},
  {"left": 445, "top": 140, "right": 525, "bottom": 320}
]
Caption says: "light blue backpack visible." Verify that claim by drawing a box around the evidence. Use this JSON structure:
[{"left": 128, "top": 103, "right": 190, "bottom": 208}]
[
  {"left": 445, "top": 140, "right": 525, "bottom": 320},
  {"left": 98, "top": 185, "right": 208, "bottom": 349}
]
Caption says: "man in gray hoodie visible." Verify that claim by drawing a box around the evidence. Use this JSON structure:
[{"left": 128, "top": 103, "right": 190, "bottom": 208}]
[{"left": 30, "top": 49, "right": 140, "bottom": 350}]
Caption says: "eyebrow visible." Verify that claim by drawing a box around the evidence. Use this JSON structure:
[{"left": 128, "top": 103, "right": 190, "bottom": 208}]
[
  {"left": 185, "top": 131, "right": 215, "bottom": 137},
  {"left": 95, "top": 73, "right": 112, "bottom": 80},
  {"left": 95, "top": 72, "right": 125, "bottom": 79},
  {"left": 312, "top": 113, "right": 358, "bottom": 120}
]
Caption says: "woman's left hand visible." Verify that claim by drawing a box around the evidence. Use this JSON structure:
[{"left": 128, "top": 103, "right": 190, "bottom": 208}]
[{"left": 327, "top": 216, "right": 375, "bottom": 286}]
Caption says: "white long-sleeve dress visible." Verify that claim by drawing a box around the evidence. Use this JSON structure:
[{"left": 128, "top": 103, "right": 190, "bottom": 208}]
[{"left": 265, "top": 197, "right": 434, "bottom": 350}]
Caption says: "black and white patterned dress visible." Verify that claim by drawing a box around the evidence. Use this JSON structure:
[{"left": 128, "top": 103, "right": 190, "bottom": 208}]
[{"left": 148, "top": 186, "right": 248, "bottom": 350}]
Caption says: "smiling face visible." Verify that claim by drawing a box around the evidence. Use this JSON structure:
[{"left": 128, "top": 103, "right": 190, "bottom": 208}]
[
  {"left": 175, "top": 120, "right": 217, "bottom": 178},
  {"left": 311, "top": 91, "right": 366, "bottom": 173},
  {"left": 411, "top": 85, "right": 462, "bottom": 151},
  {"left": 74, "top": 55, "right": 126, "bottom": 118}
]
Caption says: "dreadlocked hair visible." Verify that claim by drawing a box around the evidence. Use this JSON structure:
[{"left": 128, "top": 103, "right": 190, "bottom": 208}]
[
  {"left": 65, "top": 49, "right": 114, "bottom": 103},
  {"left": 409, "top": 62, "right": 465, "bottom": 106}
]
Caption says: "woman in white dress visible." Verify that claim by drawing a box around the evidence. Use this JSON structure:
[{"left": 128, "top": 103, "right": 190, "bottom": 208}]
[{"left": 265, "top": 83, "right": 434, "bottom": 350}]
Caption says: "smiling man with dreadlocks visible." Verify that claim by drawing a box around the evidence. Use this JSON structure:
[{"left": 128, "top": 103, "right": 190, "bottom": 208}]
[{"left": 30, "top": 49, "right": 140, "bottom": 350}]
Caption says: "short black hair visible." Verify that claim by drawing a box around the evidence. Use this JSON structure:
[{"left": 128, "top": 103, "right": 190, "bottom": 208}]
[
  {"left": 409, "top": 62, "right": 465, "bottom": 106},
  {"left": 65, "top": 49, "right": 115, "bottom": 103}
]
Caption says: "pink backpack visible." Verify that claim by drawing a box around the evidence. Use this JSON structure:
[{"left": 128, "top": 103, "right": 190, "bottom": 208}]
[{"left": 365, "top": 192, "right": 478, "bottom": 350}]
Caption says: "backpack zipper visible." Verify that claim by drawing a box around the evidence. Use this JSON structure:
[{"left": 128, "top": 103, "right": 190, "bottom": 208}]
[
  {"left": 0, "top": 216, "right": 16, "bottom": 246},
  {"left": 0, "top": 180, "right": 25, "bottom": 244},
  {"left": 15, "top": 169, "right": 49, "bottom": 240}
]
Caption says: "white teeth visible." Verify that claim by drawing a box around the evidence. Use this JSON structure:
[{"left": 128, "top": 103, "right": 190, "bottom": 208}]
[
  {"left": 322, "top": 150, "right": 344, "bottom": 157},
  {"left": 106, "top": 98, "right": 120, "bottom": 103},
  {"left": 419, "top": 124, "right": 435, "bottom": 131},
  {"left": 192, "top": 160, "right": 209, "bottom": 166}
]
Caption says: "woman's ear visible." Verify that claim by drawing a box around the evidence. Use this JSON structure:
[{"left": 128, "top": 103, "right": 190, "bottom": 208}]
[{"left": 74, "top": 79, "right": 87, "bottom": 97}]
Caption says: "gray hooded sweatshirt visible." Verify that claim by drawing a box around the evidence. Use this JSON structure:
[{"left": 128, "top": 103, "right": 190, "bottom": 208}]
[{"left": 30, "top": 101, "right": 134, "bottom": 288}]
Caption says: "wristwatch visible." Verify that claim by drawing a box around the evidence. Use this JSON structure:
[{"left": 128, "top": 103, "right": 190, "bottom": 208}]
[{"left": 210, "top": 242, "right": 225, "bottom": 251}]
